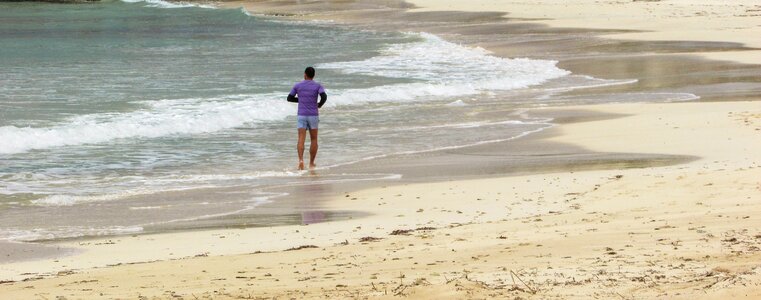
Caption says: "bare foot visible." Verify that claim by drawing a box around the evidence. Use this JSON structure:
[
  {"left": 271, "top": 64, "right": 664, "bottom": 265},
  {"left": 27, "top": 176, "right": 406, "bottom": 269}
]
[
  {"left": 298, "top": 161, "right": 304, "bottom": 170},
  {"left": 309, "top": 163, "right": 316, "bottom": 169}
]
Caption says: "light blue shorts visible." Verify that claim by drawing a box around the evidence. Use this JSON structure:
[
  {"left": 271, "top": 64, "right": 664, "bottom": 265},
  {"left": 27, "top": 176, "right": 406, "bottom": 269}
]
[{"left": 297, "top": 115, "right": 319, "bottom": 130}]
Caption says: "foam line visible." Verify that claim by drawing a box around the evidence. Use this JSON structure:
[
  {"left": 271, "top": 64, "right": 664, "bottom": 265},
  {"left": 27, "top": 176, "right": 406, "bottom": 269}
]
[{"left": 0, "top": 34, "right": 570, "bottom": 155}]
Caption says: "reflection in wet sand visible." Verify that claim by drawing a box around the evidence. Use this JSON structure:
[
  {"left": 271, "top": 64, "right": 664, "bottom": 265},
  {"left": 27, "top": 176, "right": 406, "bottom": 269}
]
[{"left": 301, "top": 211, "right": 326, "bottom": 225}]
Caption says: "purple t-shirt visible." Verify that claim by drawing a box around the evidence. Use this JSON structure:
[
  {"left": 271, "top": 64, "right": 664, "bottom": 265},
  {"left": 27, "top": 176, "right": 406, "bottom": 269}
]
[{"left": 289, "top": 80, "right": 325, "bottom": 116}]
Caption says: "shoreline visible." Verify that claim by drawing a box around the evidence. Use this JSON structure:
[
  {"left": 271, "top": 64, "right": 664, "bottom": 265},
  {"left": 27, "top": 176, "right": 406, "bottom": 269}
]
[
  {"left": 405, "top": 0, "right": 761, "bottom": 65},
  {"left": 1, "top": 0, "right": 760, "bottom": 298},
  {"left": 222, "top": 0, "right": 761, "bottom": 102},
  {"left": 2, "top": 100, "right": 759, "bottom": 298}
]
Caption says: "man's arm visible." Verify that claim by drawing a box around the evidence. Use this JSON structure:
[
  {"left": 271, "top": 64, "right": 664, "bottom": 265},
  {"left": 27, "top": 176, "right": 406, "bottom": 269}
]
[
  {"left": 318, "top": 92, "right": 327, "bottom": 108},
  {"left": 287, "top": 85, "right": 298, "bottom": 103}
]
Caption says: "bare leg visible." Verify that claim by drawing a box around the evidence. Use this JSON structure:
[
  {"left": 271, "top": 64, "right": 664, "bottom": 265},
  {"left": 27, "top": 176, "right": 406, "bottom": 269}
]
[
  {"left": 297, "top": 128, "right": 306, "bottom": 170},
  {"left": 308, "top": 129, "right": 318, "bottom": 169}
]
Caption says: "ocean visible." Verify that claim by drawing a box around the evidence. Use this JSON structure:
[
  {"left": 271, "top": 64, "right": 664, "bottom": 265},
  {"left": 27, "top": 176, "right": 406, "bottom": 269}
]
[{"left": 0, "top": 0, "right": 695, "bottom": 242}]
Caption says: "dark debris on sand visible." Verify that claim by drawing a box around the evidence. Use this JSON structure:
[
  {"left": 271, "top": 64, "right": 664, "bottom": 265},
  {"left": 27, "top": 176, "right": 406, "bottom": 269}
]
[{"left": 285, "top": 245, "right": 318, "bottom": 251}]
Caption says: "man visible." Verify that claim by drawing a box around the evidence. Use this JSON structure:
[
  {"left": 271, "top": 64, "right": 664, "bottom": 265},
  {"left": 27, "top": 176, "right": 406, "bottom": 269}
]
[{"left": 287, "top": 66, "right": 327, "bottom": 170}]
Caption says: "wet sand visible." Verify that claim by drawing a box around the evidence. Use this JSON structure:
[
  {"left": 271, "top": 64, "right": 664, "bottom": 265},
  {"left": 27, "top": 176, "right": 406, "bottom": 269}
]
[
  {"left": 0, "top": 241, "right": 75, "bottom": 265},
  {"left": 1, "top": 0, "right": 760, "bottom": 298}
]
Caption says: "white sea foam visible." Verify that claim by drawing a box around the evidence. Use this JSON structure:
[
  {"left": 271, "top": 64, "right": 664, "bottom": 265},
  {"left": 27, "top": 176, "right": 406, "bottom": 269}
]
[
  {"left": 0, "top": 226, "right": 143, "bottom": 242},
  {"left": 31, "top": 193, "right": 164, "bottom": 207},
  {"left": 30, "top": 186, "right": 214, "bottom": 207},
  {"left": 542, "top": 75, "right": 639, "bottom": 93},
  {"left": 361, "top": 119, "right": 539, "bottom": 133},
  {"left": 121, "top": 0, "right": 215, "bottom": 9},
  {"left": 0, "top": 94, "right": 292, "bottom": 154},
  {"left": 278, "top": 174, "right": 403, "bottom": 186},
  {"left": 446, "top": 100, "right": 467, "bottom": 107},
  {"left": 129, "top": 205, "right": 166, "bottom": 210},
  {"left": 31, "top": 195, "right": 80, "bottom": 206},
  {"left": 320, "top": 33, "right": 570, "bottom": 92},
  {"left": 149, "top": 171, "right": 302, "bottom": 184},
  {"left": 543, "top": 91, "right": 700, "bottom": 104},
  {"left": 0, "top": 33, "right": 569, "bottom": 155},
  {"left": 318, "top": 33, "right": 569, "bottom": 107}
]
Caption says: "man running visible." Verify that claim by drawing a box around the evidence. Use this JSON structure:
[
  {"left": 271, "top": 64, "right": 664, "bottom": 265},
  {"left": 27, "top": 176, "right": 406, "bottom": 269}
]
[{"left": 287, "top": 66, "right": 327, "bottom": 170}]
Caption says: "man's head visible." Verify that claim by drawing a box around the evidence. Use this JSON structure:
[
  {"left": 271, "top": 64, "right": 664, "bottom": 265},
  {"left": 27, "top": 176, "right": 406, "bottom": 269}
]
[{"left": 304, "top": 67, "right": 316, "bottom": 80}]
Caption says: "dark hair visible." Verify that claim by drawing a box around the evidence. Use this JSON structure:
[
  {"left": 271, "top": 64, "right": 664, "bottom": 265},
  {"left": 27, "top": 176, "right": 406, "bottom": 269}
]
[{"left": 305, "top": 66, "right": 315, "bottom": 79}]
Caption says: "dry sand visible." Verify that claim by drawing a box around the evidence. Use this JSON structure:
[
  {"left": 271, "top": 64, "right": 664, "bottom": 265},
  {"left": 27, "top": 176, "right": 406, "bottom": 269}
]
[
  {"left": 1, "top": 0, "right": 760, "bottom": 299},
  {"left": 407, "top": 0, "right": 761, "bottom": 64}
]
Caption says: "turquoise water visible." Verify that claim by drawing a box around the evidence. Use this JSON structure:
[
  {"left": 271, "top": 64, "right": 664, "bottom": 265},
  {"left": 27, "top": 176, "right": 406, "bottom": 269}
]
[
  {"left": 0, "top": 0, "right": 586, "bottom": 241},
  {"left": 0, "top": 0, "right": 412, "bottom": 194}
]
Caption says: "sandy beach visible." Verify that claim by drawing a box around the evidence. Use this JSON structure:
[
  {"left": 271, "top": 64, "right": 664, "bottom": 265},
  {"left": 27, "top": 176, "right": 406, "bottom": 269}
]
[
  {"left": 1, "top": 0, "right": 760, "bottom": 299},
  {"left": 2, "top": 102, "right": 759, "bottom": 299},
  {"left": 409, "top": 0, "right": 761, "bottom": 65}
]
